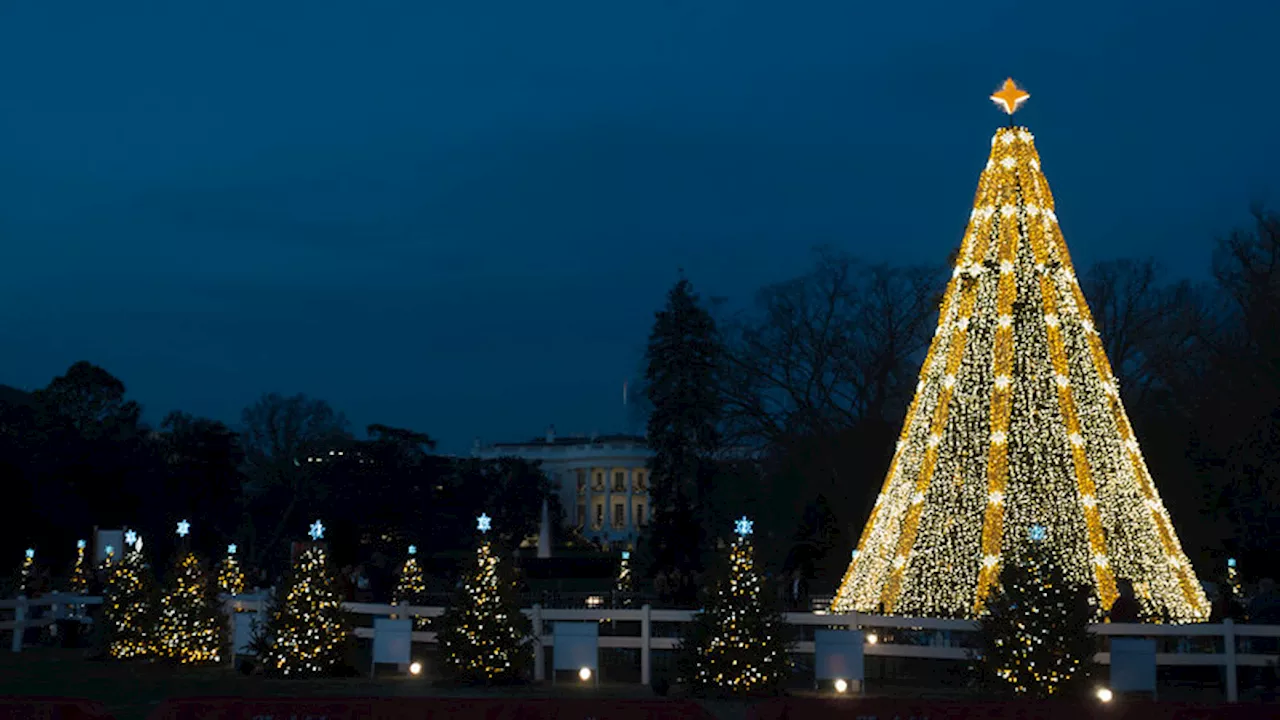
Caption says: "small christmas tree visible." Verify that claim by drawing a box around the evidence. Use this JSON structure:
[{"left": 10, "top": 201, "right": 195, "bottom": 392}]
[
  {"left": 978, "top": 525, "right": 1099, "bottom": 698},
  {"left": 679, "top": 517, "right": 791, "bottom": 696},
  {"left": 154, "top": 521, "right": 226, "bottom": 664},
  {"left": 436, "top": 513, "right": 530, "bottom": 684},
  {"left": 616, "top": 550, "right": 635, "bottom": 595},
  {"left": 17, "top": 548, "right": 37, "bottom": 595},
  {"left": 102, "top": 533, "right": 157, "bottom": 659},
  {"left": 68, "top": 540, "right": 90, "bottom": 594},
  {"left": 258, "top": 520, "right": 350, "bottom": 676},
  {"left": 393, "top": 545, "right": 430, "bottom": 630},
  {"left": 217, "top": 544, "right": 246, "bottom": 595}
]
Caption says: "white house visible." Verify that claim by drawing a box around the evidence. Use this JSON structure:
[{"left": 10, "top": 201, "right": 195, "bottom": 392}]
[{"left": 472, "top": 426, "right": 652, "bottom": 549}]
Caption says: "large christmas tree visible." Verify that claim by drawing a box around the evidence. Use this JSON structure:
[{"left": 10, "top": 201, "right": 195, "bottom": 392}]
[
  {"left": 679, "top": 517, "right": 791, "bottom": 695},
  {"left": 978, "top": 525, "right": 1098, "bottom": 698},
  {"left": 258, "top": 521, "right": 350, "bottom": 676},
  {"left": 436, "top": 514, "right": 530, "bottom": 684},
  {"left": 154, "top": 521, "right": 226, "bottom": 664},
  {"left": 833, "top": 80, "right": 1209, "bottom": 622},
  {"left": 103, "top": 534, "right": 157, "bottom": 659}
]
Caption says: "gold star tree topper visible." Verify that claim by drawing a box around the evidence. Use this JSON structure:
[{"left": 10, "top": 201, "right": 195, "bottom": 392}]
[{"left": 990, "top": 78, "right": 1030, "bottom": 115}]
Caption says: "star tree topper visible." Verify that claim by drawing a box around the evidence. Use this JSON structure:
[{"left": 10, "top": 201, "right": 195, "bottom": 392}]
[
  {"left": 227, "top": 544, "right": 237, "bottom": 555},
  {"left": 176, "top": 519, "right": 191, "bottom": 538},
  {"left": 735, "top": 516, "right": 754, "bottom": 537},
  {"left": 25, "top": 548, "right": 34, "bottom": 559},
  {"left": 477, "top": 513, "right": 492, "bottom": 534},
  {"left": 77, "top": 539, "right": 86, "bottom": 550},
  {"left": 124, "top": 530, "right": 138, "bottom": 547},
  {"left": 990, "top": 77, "right": 1030, "bottom": 115},
  {"left": 309, "top": 519, "right": 325, "bottom": 540},
  {"left": 408, "top": 545, "right": 417, "bottom": 555}
]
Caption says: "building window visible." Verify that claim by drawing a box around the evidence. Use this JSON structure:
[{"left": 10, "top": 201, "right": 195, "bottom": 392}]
[
  {"left": 595, "top": 504, "right": 604, "bottom": 529},
  {"left": 577, "top": 504, "right": 586, "bottom": 528},
  {"left": 577, "top": 469, "right": 586, "bottom": 493},
  {"left": 592, "top": 471, "right": 605, "bottom": 491},
  {"left": 635, "top": 471, "right": 648, "bottom": 492},
  {"left": 613, "top": 471, "right": 626, "bottom": 492},
  {"left": 614, "top": 503, "right": 625, "bottom": 528},
  {"left": 636, "top": 504, "right": 646, "bottom": 527}
]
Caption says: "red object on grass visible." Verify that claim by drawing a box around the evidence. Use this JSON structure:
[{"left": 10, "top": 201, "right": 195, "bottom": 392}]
[
  {"left": 148, "top": 697, "right": 715, "bottom": 720},
  {"left": 0, "top": 698, "right": 115, "bottom": 720}
]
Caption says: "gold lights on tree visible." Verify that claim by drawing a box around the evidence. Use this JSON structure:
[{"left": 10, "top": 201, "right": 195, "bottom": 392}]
[
  {"left": 103, "top": 543, "right": 157, "bottom": 659},
  {"left": 831, "top": 82, "right": 1210, "bottom": 622},
  {"left": 258, "top": 528, "right": 349, "bottom": 676},
  {"left": 155, "top": 552, "right": 226, "bottom": 664},
  {"left": 217, "top": 544, "right": 246, "bottom": 596}
]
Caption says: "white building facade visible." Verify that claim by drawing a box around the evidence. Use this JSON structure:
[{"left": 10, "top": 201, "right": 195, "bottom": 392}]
[{"left": 472, "top": 427, "right": 652, "bottom": 549}]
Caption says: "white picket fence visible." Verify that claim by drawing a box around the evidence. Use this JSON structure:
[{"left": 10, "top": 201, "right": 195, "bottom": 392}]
[{"left": 5, "top": 593, "right": 1278, "bottom": 702}]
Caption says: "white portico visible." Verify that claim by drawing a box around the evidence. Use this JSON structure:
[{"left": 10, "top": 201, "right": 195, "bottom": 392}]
[{"left": 472, "top": 427, "right": 652, "bottom": 549}]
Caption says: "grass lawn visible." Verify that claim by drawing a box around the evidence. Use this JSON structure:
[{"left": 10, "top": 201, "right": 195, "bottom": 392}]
[{"left": 0, "top": 648, "right": 752, "bottom": 720}]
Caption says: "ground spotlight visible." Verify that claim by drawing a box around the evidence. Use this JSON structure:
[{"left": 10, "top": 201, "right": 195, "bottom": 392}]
[
  {"left": 1096, "top": 687, "right": 1113, "bottom": 703},
  {"left": 834, "top": 678, "right": 849, "bottom": 694},
  {"left": 579, "top": 667, "right": 592, "bottom": 682},
  {"left": 409, "top": 661, "right": 422, "bottom": 676},
  {"left": 866, "top": 632, "right": 878, "bottom": 645}
]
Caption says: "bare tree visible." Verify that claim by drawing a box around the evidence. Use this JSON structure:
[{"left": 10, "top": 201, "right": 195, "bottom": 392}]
[
  {"left": 240, "top": 392, "right": 352, "bottom": 566},
  {"left": 719, "top": 247, "right": 940, "bottom": 446}
]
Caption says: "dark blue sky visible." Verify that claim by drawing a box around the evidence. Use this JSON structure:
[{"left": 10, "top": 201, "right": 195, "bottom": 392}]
[{"left": 2, "top": 1, "right": 1277, "bottom": 453}]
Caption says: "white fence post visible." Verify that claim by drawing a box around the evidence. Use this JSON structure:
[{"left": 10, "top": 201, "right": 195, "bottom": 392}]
[
  {"left": 1224, "top": 619, "right": 1238, "bottom": 703},
  {"left": 532, "top": 603, "right": 544, "bottom": 682},
  {"left": 10, "top": 596, "right": 26, "bottom": 653},
  {"left": 641, "top": 604, "right": 652, "bottom": 686}
]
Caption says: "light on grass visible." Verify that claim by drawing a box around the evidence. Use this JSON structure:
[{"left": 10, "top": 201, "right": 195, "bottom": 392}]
[
  {"left": 1097, "top": 687, "right": 1114, "bottom": 703},
  {"left": 578, "top": 667, "right": 592, "bottom": 682},
  {"left": 834, "top": 678, "right": 849, "bottom": 694},
  {"left": 866, "top": 632, "right": 878, "bottom": 645},
  {"left": 409, "top": 661, "right": 423, "bottom": 676}
]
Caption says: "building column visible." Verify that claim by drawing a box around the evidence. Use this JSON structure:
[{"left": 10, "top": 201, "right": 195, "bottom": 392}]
[
  {"left": 626, "top": 468, "right": 635, "bottom": 539},
  {"left": 602, "top": 467, "right": 610, "bottom": 537}
]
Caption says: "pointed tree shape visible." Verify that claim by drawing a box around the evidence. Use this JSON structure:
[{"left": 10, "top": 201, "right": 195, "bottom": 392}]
[
  {"left": 102, "top": 547, "right": 157, "bottom": 659},
  {"left": 155, "top": 552, "right": 226, "bottom": 664},
  {"left": 833, "top": 117, "right": 1209, "bottom": 622},
  {"left": 258, "top": 544, "right": 349, "bottom": 676},
  {"left": 68, "top": 541, "right": 90, "bottom": 594},
  {"left": 393, "top": 548, "right": 430, "bottom": 630},
  {"left": 436, "top": 537, "right": 530, "bottom": 684},
  {"left": 679, "top": 522, "right": 791, "bottom": 695},
  {"left": 978, "top": 529, "right": 1098, "bottom": 698},
  {"left": 217, "top": 546, "right": 246, "bottom": 596},
  {"left": 16, "top": 550, "right": 37, "bottom": 595}
]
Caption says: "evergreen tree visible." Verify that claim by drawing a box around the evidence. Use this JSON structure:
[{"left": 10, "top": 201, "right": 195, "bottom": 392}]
[
  {"left": 155, "top": 552, "right": 226, "bottom": 664},
  {"left": 978, "top": 526, "right": 1099, "bottom": 699},
  {"left": 679, "top": 518, "right": 791, "bottom": 696},
  {"left": 436, "top": 515, "right": 530, "bottom": 684},
  {"left": 68, "top": 540, "right": 90, "bottom": 594},
  {"left": 643, "top": 277, "right": 723, "bottom": 588},
  {"left": 393, "top": 545, "right": 430, "bottom": 629},
  {"left": 217, "top": 544, "right": 246, "bottom": 595},
  {"left": 16, "top": 548, "right": 37, "bottom": 595},
  {"left": 258, "top": 527, "right": 350, "bottom": 676},
  {"left": 102, "top": 541, "right": 157, "bottom": 659}
]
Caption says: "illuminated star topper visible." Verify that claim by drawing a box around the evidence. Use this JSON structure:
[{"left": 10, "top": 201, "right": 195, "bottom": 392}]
[
  {"left": 309, "top": 519, "right": 325, "bottom": 540},
  {"left": 408, "top": 544, "right": 417, "bottom": 555},
  {"left": 227, "top": 544, "right": 237, "bottom": 555},
  {"left": 105, "top": 545, "right": 115, "bottom": 556},
  {"left": 1029, "top": 524, "right": 1048, "bottom": 542},
  {"left": 734, "top": 516, "right": 754, "bottom": 537},
  {"left": 124, "top": 530, "right": 138, "bottom": 547},
  {"left": 77, "top": 539, "right": 86, "bottom": 550},
  {"left": 25, "top": 548, "right": 34, "bottom": 559},
  {"left": 176, "top": 519, "right": 191, "bottom": 538},
  {"left": 477, "top": 513, "right": 492, "bottom": 533},
  {"left": 622, "top": 550, "right": 630, "bottom": 560},
  {"left": 990, "top": 77, "right": 1030, "bottom": 115}
]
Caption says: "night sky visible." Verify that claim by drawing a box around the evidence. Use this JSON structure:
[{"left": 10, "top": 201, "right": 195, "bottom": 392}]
[{"left": 2, "top": 1, "right": 1277, "bottom": 453}]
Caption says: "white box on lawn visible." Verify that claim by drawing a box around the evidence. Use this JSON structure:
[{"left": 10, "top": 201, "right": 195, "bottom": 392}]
[
  {"left": 1110, "top": 637, "right": 1157, "bottom": 693},
  {"left": 233, "top": 611, "right": 260, "bottom": 655},
  {"left": 552, "top": 622, "right": 599, "bottom": 674},
  {"left": 815, "top": 629, "right": 865, "bottom": 683},
  {"left": 373, "top": 618, "right": 413, "bottom": 665}
]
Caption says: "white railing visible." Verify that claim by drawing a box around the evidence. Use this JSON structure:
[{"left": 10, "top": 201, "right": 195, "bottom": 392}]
[
  {"left": 6, "top": 594, "right": 1277, "bottom": 702},
  {"left": 0, "top": 594, "right": 103, "bottom": 652}
]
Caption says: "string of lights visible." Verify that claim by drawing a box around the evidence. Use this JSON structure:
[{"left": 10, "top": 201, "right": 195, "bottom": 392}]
[
  {"left": 155, "top": 552, "right": 225, "bottom": 664},
  {"left": 259, "top": 541, "right": 349, "bottom": 676}
]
